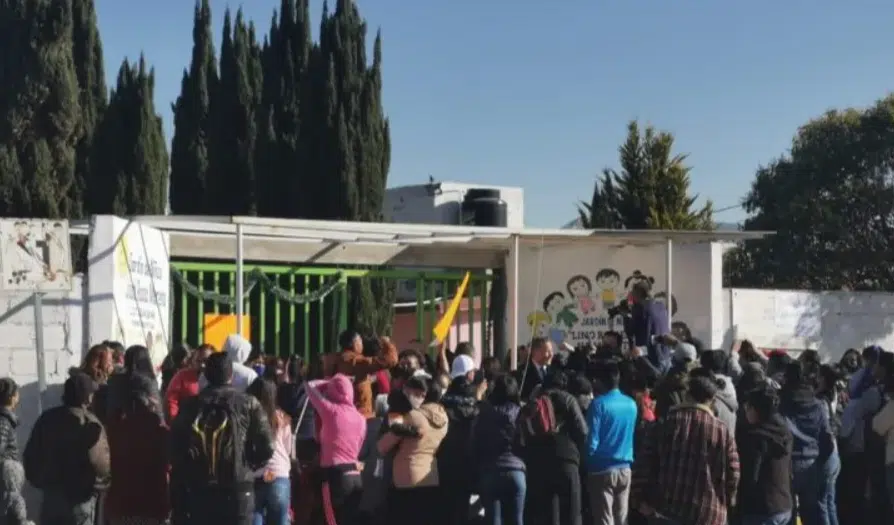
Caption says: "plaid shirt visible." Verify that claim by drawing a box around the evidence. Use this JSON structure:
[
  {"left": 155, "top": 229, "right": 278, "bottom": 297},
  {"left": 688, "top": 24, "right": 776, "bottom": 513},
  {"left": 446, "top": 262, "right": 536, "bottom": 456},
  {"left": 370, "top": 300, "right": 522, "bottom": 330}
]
[{"left": 631, "top": 403, "right": 740, "bottom": 525}]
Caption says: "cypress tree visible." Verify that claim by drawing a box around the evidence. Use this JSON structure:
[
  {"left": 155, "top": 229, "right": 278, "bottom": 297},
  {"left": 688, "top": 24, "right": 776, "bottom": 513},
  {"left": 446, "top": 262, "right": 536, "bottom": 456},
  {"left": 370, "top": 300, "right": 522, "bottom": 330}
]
[
  {"left": 170, "top": 0, "right": 217, "bottom": 214},
  {"left": 257, "top": 0, "right": 312, "bottom": 217},
  {"left": 207, "top": 9, "right": 262, "bottom": 215},
  {"left": 90, "top": 57, "right": 168, "bottom": 215},
  {"left": 0, "top": 0, "right": 81, "bottom": 218},
  {"left": 70, "top": 0, "right": 106, "bottom": 217},
  {"left": 312, "top": 0, "right": 394, "bottom": 333}
]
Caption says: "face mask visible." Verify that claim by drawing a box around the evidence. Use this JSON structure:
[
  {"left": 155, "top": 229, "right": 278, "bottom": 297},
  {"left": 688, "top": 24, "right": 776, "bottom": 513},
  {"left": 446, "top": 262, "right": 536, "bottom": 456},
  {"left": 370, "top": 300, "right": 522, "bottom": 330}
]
[{"left": 408, "top": 395, "right": 424, "bottom": 409}]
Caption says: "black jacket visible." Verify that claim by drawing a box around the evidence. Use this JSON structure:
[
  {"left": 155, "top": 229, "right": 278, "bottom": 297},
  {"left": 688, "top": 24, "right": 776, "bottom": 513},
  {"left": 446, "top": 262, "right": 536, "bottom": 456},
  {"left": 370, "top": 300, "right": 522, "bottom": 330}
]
[
  {"left": 472, "top": 401, "right": 525, "bottom": 473},
  {"left": 437, "top": 386, "right": 480, "bottom": 490},
  {"left": 170, "top": 385, "right": 274, "bottom": 490},
  {"left": 0, "top": 408, "right": 18, "bottom": 461},
  {"left": 518, "top": 388, "right": 588, "bottom": 468},
  {"left": 736, "top": 413, "right": 794, "bottom": 516},
  {"left": 515, "top": 361, "right": 546, "bottom": 401}
]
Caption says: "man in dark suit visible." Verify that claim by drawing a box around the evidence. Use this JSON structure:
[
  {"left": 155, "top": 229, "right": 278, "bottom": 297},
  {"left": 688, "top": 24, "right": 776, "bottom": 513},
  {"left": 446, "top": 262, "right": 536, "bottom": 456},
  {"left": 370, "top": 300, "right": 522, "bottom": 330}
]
[{"left": 517, "top": 336, "right": 555, "bottom": 400}]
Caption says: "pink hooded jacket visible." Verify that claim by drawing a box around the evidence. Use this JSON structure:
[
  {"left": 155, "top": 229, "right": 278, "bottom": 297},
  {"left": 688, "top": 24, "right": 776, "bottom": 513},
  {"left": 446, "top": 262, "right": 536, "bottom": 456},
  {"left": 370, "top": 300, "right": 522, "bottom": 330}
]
[{"left": 306, "top": 374, "right": 367, "bottom": 467}]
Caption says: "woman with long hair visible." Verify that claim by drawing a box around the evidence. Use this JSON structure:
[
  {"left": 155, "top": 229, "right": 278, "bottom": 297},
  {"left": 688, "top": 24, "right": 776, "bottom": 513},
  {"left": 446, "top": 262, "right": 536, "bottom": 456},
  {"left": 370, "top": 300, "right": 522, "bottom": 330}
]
[
  {"left": 104, "top": 373, "right": 170, "bottom": 525},
  {"left": 81, "top": 344, "right": 113, "bottom": 384},
  {"left": 106, "top": 346, "right": 161, "bottom": 421},
  {"left": 248, "top": 377, "right": 294, "bottom": 525},
  {"left": 82, "top": 344, "right": 113, "bottom": 420}
]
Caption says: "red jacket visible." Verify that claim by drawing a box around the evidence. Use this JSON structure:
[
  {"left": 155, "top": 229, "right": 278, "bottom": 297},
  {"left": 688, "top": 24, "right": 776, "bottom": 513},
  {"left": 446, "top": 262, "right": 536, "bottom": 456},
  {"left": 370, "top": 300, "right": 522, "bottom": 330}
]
[
  {"left": 165, "top": 368, "right": 201, "bottom": 420},
  {"left": 105, "top": 409, "right": 170, "bottom": 520}
]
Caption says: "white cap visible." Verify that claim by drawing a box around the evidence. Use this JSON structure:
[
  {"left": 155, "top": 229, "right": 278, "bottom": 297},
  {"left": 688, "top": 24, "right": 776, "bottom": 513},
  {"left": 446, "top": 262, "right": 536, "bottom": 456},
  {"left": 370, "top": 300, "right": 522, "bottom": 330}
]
[{"left": 450, "top": 354, "right": 477, "bottom": 379}]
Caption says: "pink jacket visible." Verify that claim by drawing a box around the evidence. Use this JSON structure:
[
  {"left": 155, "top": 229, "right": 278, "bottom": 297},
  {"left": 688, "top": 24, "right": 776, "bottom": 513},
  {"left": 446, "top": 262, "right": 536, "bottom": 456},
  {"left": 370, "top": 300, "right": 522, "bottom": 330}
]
[{"left": 306, "top": 375, "right": 367, "bottom": 467}]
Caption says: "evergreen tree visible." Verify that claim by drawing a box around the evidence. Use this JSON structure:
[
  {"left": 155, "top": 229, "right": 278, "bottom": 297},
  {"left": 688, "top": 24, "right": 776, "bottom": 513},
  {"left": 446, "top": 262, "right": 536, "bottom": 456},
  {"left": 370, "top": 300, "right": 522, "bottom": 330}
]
[
  {"left": 70, "top": 0, "right": 106, "bottom": 217},
  {"left": 0, "top": 0, "right": 81, "bottom": 218},
  {"left": 580, "top": 120, "right": 713, "bottom": 230},
  {"left": 170, "top": 0, "right": 217, "bottom": 214},
  {"left": 89, "top": 57, "right": 168, "bottom": 215},
  {"left": 257, "top": 0, "right": 312, "bottom": 217},
  {"left": 725, "top": 96, "right": 894, "bottom": 290},
  {"left": 207, "top": 9, "right": 262, "bottom": 214},
  {"left": 311, "top": 0, "right": 393, "bottom": 334}
]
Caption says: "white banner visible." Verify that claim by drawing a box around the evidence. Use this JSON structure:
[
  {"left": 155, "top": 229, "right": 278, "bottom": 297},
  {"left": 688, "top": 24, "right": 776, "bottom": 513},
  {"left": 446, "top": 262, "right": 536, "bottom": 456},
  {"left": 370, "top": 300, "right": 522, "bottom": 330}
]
[{"left": 88, "top": 216, "right": 170, "bottom": 368}]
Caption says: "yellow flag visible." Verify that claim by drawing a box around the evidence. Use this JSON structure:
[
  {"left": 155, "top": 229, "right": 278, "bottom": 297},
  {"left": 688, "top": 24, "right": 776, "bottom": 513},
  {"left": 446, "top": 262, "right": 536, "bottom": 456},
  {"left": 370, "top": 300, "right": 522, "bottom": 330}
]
[{"left": 431, "top": 272, "right": 471, "bottom": 344}]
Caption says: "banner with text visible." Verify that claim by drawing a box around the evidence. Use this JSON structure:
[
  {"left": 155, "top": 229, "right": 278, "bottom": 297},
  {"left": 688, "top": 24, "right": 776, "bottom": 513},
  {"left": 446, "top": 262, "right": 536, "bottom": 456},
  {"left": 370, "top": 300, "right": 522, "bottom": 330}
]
[{"left": 88, "top": 216, "right": 171, "bottom": 368}]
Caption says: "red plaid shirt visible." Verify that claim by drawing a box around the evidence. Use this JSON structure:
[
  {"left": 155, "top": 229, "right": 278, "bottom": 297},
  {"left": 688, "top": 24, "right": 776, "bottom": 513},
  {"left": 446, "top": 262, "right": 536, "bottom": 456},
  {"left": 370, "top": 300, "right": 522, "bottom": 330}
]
[{"left": 632, "top": 404, "right": 740, "bottom": 525}]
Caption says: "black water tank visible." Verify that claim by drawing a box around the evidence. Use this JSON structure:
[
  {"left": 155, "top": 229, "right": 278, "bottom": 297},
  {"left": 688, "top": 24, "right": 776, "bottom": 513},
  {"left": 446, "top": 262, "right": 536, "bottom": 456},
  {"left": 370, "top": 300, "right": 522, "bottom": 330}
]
[{"left": 461, "top": 188, "right": 508, "bottom": 227}]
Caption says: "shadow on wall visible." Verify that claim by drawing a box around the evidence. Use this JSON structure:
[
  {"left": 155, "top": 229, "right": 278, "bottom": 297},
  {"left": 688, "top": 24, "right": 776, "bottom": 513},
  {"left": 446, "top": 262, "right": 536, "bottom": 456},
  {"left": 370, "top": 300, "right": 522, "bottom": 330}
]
[
  {"left": 803, "top": 291, "right": 894, "bottom": 355},
  {"left": 727, "top": 289, "right": 894, "bottom": 360},
  {"left": 17, "top": 380, "right": 64, "bottom": 520}
]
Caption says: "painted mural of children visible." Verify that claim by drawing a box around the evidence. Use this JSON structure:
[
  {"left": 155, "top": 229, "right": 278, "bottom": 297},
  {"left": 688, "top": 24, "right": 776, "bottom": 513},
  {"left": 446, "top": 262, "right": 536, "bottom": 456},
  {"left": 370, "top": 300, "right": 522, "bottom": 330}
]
[
  {"left": 594, "top": 268, "right": 621, "bottom": 311},
  {"left": 543, "top": 291, "right": 578, "bottom": 328},
  {"left": 566, "top": 274, "right": 596, "bottom": 315},
  {"left": 526, "top": 311, "right": 552, "bottom": 339}
]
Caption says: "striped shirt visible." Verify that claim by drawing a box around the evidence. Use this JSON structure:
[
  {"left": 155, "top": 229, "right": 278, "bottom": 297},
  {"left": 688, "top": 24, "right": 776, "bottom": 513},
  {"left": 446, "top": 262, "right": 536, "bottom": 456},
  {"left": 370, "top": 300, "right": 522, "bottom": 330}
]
[{"left": 631, "top": 403, "right": 740, "bottom": 525}]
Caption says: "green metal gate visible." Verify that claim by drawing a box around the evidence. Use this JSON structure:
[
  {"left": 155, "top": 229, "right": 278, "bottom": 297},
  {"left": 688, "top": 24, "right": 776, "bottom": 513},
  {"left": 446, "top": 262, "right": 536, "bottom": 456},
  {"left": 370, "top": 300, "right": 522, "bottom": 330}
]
[{"left": 170, "top": 262, "right": 492, "bottom": 361}]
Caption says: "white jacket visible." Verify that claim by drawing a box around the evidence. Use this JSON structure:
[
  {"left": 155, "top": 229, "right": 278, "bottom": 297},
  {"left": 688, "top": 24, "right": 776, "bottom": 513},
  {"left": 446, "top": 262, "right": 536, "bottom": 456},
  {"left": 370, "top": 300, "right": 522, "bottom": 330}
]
[{"left": 199, "top": 334, "right": 259, "bottom": 391}]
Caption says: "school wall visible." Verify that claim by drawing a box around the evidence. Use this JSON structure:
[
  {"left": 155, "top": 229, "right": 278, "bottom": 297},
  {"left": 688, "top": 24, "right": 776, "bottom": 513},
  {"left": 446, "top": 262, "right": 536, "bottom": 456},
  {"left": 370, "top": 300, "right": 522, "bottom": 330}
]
[
  {"left": 510, "top": 241, "right": 727, "bottom": 350},
  {"left": 0, "top": 275, "right": 85, "bottom": 518},
  {"left": 721, "top": 288, "right": 894, "bottom": 361}
]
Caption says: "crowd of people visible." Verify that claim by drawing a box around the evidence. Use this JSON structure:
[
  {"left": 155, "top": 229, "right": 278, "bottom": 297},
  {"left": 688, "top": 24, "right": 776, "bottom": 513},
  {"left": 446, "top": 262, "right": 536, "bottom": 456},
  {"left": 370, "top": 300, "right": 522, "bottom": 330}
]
[{"left": 0, "top": 298, "right": 894, "bottom": 525}]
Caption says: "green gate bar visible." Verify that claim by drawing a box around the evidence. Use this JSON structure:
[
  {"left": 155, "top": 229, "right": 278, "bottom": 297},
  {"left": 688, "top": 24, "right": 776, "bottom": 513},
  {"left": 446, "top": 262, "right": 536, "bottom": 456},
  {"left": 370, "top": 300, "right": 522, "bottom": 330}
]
[{"left": 170, "top": 262, "right": 492, "bottom": 361}]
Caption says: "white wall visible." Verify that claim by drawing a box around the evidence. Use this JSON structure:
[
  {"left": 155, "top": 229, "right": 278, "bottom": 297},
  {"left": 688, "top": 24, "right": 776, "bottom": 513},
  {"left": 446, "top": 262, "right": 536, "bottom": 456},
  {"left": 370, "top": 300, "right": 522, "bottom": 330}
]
[
  {"left": 0, "top": 276, "right": 84, "bottom": 518},
  {"left": 511, "top": 241, "right": 722, "bottom": 350},
  {"left": 723, "top": 288, "right": 894, "bottom": 361}
]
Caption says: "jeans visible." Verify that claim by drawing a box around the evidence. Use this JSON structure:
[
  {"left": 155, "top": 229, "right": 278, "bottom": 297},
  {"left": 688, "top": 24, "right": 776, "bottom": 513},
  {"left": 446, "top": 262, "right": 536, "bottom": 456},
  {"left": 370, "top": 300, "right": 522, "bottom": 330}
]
[
  {"left": 821, "top": 452, "right": 841, "bottom": 525},
  {"left": 793, "top": 458, "right": 835, "bottom": 525},
  {"left": 253, "top": 477, "right": 291, "bottom": 525},
  {"left": 480, "top": 468, "right": 526, "bottom": 525},
  {"left": 741, "top": 511, "right": 792, "bottom": 525}
]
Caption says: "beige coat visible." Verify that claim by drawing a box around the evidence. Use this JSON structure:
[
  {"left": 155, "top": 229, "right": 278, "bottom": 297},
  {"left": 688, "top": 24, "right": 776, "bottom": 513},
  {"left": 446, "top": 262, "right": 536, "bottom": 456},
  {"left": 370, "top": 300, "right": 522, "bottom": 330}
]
[
  {"left": 872, "top": 398, "right": 894, "bottom": 465},
  {"left": 377, "top": 402, "right": 448, "bottom": 488}
]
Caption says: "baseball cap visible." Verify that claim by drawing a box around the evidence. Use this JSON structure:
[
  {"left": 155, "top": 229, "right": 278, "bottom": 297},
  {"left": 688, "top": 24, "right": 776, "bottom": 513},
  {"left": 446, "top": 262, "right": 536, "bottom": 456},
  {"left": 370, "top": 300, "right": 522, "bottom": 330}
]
[
  {"left": 450, "top": 354, "right": 477, "bottom": 379},
  {"left": 672, "top": 342, "right": 697, "bottom": 364}
]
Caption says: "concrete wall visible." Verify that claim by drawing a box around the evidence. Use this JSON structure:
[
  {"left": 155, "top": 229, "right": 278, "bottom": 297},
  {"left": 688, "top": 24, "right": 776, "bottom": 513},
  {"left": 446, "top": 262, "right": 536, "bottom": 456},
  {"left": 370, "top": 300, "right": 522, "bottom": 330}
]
[{"left": 0, "top": 275, "right": 85, "bottom": 517}]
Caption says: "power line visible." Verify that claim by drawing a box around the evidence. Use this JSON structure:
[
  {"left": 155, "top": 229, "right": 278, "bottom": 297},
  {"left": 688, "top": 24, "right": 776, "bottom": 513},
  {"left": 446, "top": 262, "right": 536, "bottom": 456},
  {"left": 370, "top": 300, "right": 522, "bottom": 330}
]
[{"left": 714, "top": 203, "right": 744, "bottom": 214}]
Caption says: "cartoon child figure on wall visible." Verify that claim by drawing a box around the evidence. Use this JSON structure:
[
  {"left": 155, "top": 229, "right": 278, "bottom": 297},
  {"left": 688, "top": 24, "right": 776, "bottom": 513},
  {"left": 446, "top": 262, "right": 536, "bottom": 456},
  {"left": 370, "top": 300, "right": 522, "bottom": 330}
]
[
  {"left": 526, "top": 291, "right": 579, "bottom": 346},
  {"left": 595, "top": 268, "right": 622, "bottom": 310},
  {"left": 566, "top": 275, "right": 596, "bottom": 314}
]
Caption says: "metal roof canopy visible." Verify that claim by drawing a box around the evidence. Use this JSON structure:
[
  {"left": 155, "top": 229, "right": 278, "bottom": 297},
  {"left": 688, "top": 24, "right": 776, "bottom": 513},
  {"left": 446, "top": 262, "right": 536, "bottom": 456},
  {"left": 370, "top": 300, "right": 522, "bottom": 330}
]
[{"left": 127, "top": 215, "right": 773, "bottom": 269}]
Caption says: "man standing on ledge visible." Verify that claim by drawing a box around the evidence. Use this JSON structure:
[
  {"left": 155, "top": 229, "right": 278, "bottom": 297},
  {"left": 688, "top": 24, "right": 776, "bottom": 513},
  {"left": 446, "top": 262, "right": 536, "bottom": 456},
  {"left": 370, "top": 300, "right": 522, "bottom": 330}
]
[{"left": 629, "top": 281, "right": 671, "bottom": 374}]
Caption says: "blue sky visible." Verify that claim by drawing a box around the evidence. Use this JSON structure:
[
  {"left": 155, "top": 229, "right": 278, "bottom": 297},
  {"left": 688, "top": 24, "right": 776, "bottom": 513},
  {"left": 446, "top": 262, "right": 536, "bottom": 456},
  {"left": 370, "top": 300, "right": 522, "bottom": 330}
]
[{"left": 95, "top": 0, "right": 894, "bottom": 227}]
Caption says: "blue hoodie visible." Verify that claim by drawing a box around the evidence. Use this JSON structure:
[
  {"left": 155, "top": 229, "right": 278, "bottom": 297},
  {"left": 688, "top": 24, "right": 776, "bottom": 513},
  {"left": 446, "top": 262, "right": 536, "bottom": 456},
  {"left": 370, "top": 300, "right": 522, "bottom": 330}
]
[
  {"left": 585, "top": 388, "right": 637, "bottom": 473},
  {"left": 779, "top": 385, "right": 834, "bottom": 461}
]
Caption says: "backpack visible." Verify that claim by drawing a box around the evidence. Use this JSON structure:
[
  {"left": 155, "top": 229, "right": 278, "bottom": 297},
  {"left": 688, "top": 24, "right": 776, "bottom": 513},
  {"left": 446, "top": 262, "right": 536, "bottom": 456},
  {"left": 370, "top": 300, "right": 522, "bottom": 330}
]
[
  {"left": 185, "top": 394, "right": 246, "bottom": 486},
  {"left": 517, "top": 392, "right": 561, "bottom": 446}
]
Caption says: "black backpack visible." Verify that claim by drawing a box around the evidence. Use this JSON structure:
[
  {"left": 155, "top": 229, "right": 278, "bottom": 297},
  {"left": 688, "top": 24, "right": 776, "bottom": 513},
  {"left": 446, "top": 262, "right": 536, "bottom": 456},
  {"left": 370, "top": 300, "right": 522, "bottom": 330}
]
[{"left": 185, "top": 394, "right": 247, "bottom": 487}]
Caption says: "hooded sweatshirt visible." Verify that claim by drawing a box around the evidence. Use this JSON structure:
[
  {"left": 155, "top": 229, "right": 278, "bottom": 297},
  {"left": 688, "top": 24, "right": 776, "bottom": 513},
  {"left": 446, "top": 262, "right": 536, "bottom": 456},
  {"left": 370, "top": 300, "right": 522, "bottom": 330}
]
[
  {"left": 199, "top": 334, "right": 258, "bottom": 392},
  {"left": 377, "top": 402, "right": 449, "bottom": 488},
  {"left": 713, "top": 376, "right": 739, "bottom": 433},
  {"left": 779, "top": 385, "right": 834, "bottom": 461},
  {"left": 305, "top": 375, "right": 366, "bottom": 467},
  {"left": 736, "top": 413, "right": 793, "bottom": 516}
]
